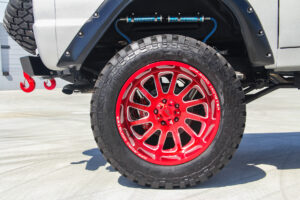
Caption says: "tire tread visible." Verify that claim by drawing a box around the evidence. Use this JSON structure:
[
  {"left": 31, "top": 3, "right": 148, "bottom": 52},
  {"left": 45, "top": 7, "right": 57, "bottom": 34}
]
[{"left": 3, "top": 0, "right": 36, "bottom": 54}]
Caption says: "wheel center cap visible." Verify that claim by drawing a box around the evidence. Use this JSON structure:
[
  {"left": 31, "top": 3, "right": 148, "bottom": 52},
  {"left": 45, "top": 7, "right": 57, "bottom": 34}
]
[
  {"left": 154, "top": 99, "right": 181, "bottom": 125},
  {"left": 163, "top": 108, "right": 171, "bottom": 116}
]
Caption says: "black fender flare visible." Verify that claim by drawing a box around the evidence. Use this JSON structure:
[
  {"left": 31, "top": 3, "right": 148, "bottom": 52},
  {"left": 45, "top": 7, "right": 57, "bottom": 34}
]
[
  {"left": 221, "top": 0, "right": 274, "bottom": 66},
  {"left": 57, "top": 0, "right": 274, "bottom": 68}
]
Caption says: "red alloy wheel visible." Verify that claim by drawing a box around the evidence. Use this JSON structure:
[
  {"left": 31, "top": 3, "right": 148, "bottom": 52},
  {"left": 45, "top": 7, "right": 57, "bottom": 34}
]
[{"left": 116, "top": 61, "right": 221, "bottom": 166}]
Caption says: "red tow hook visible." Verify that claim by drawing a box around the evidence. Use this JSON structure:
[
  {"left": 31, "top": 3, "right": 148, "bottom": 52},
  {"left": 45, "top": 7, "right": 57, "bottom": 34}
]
[
  {"left": 44, "top": 79, "right": 56, "bottom": 90},
  {"left": 20, "top": 72, "right": 36, "bottom": 93}
]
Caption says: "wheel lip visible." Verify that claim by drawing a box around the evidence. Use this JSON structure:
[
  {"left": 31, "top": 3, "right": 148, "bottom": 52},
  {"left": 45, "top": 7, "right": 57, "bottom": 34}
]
[{"left": 115, "top": 61, "right": 221, "bottom": 166}]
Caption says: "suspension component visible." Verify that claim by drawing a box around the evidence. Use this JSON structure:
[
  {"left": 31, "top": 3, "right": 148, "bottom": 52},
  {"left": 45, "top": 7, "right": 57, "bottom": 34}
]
[
  {"left": 167, "top": 16, "right": 217, "bottom": 42},
  {"left": 115, "top": 15, "right": 218, "bottom": 44},
  {"left": 167, "top": 16, "right": 205, "bottom": 22},
  {"left": 120, "top": 16, "right": 163, "bottom": 23},
  {"left": 20, "top": 72, "right": 36, "bottom": 93}
]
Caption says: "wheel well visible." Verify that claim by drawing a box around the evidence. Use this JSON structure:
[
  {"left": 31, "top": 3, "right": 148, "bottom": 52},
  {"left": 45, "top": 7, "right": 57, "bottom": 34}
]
[{"left": 81, "top": 0, "right": 256, "bottom": 84}]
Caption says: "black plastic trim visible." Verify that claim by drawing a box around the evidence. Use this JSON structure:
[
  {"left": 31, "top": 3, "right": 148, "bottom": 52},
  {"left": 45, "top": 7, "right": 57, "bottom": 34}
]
[
  {"left": 221, "top": 0, "right": 274, "bottom": 66},
  {"left": 57, "top": 0, "right": 274, "bottom": 68},
  {"left": 21, "top": 56, "right": 56, "bottom": 77}
]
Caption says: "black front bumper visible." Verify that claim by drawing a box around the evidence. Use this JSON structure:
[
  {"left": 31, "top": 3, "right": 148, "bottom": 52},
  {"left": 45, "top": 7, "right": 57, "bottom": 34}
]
[{"left": 20, "top": 56, "right": 57, "bottom": 77}]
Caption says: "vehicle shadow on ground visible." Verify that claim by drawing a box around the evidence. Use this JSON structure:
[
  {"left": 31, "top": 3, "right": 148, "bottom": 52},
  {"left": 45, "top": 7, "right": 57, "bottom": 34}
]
[
  {"left": 72, "top": 132, "right": 300, "bottom": 189},
  {"left": 70, "top": 148, "right": 108, "bottom": 171}
]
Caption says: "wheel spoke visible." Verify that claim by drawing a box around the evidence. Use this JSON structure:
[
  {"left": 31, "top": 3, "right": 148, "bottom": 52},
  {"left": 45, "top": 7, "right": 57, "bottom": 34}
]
[
  {"left": 128, "top": 101, "right": 149, "bottom": 111},
  {"left": 178, "top": 82, "right": 196, "bottom": 98},
  {"left": 185, "top": 113, "right": 207, "bottom": 124},
  {"left": 184, "top": 99, "right": 206, "bottom": 109},
  {"left": 137, "top": 85, "right": 154, "bottom": 102},
  {"left": 168, "top": 72, "right": 178, "bottom": 95},
  {"left": 140, "top": 127, "right": 157, "bottom": 143},
  {"left": 157, "top": 131, "right": 167, "bottom": 151},
  {"left": 153, "top": 74, "right": 163, "bottom": 95},
  {"left": 183, "top": 124, "right": 198, "bottom": 137},
  {"left": 172, "top": 129, "right": 182, "bottom": 150},
  {"left": 129, "top": 117, "right": 151, "bottom": 126}
]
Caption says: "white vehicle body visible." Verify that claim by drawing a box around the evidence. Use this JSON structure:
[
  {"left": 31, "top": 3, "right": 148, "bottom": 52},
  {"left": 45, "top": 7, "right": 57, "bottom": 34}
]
[
  {"left": 32, "top": 0, "right": 300, "bottom": 71},
  {"left": 33, "top": 0, "right": 104, "bottom": 70}
]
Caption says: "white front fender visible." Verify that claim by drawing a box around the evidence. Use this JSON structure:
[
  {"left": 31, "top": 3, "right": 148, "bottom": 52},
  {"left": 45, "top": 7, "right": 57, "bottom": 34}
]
[{"left": 33, "top": 0, "right": 104, "bottom": 70}]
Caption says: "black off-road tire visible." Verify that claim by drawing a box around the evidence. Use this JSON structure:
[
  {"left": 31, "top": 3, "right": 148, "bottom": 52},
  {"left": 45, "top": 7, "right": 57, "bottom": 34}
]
[
  {"left": 3, "top": 0, "right": 36, "bottom": 54},
  {"left": 91, "top": 34, "right": 246, "bottom": 189}
]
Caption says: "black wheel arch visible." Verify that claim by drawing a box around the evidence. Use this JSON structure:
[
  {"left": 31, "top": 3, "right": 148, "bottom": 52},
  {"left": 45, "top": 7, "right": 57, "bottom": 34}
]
[
  {"left": 57, "top": 0, "right": 274, "bottom": 69},
  {"left": 222, "top": 0, "right": 274, "bottom": 66}
]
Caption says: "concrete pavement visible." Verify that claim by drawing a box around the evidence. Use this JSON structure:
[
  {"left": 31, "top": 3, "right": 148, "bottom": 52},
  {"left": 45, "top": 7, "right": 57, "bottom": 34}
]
[{"left": 0, "top": 89, "right": 300, "bottom": 200}]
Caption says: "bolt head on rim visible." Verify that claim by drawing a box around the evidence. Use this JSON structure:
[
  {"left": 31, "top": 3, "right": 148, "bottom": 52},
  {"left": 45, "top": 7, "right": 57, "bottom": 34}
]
[{"left": 116, "top": 61, "right": 221, "bottom": 166}]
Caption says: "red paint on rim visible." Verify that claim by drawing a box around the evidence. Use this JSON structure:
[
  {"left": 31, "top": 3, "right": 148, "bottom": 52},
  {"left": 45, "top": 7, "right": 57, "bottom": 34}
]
[{"left": 116, "top": 61, "right": 221, "bottom": 166}]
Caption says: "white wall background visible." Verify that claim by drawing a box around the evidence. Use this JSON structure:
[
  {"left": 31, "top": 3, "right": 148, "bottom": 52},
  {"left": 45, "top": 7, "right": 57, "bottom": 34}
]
[
  {"left": 0, "top": 0, "right": 66, "bottom": 91},
  {"left": 0, "top": 1, "right": 8, "bottom": 17}
]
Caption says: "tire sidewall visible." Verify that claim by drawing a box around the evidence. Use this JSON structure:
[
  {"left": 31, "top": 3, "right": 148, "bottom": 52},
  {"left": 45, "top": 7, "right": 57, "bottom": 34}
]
[{"left": 93, "top": 38, "right": 243, "bottom": 181}]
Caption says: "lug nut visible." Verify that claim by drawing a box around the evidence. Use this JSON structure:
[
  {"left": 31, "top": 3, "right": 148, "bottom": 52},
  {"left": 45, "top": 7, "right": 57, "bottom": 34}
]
[
  {"left": 175, "top": 104, "right": 180, "bottom": 108},
  {"left": 175, "top": 117, "right": 179, "bottom": 122},
  {"left": 154, "top": 109, "right": 158, "bottom": 114},
  {"left": 161, "top": 121, "right": 166, "bottom": 126},
  {"left": 162, "top": 99, "right": 167, "bottom": 104},
  {"left": 169, "top": 100, "right": 175, "bottom": 106}
]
